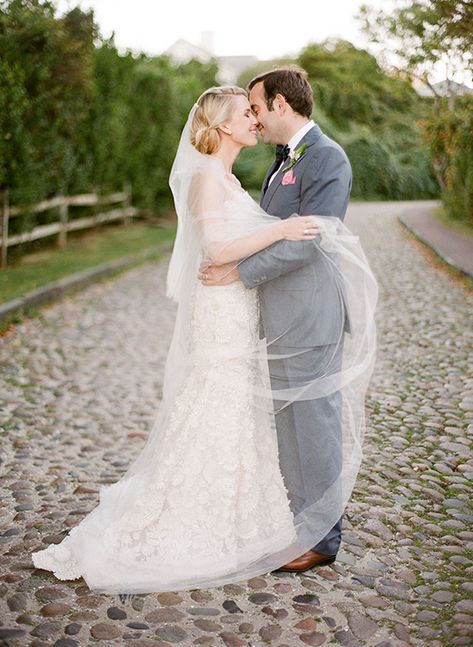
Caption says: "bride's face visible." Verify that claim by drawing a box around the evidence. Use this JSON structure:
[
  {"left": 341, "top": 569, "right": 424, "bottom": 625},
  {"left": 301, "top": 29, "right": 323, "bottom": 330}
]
[{"left": 223, "top": 95, "right": 259, "bottom": 149}]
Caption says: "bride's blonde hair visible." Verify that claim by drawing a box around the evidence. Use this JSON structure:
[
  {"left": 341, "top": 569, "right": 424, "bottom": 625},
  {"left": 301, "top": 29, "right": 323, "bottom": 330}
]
[{"left": 190, "top": 86, "right": 248, "bottom": 155}]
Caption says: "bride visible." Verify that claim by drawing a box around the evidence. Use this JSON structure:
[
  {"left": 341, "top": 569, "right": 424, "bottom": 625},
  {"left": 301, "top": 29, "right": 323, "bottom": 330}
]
[{"left": 31, "top": 86, "right": 377, "bottom": 593}]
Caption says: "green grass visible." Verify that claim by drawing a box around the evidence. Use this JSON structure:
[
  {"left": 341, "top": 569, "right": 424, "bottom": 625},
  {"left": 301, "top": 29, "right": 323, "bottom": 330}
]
[
  {"left": 0, "top": 220, "right": 176, "bottom": 304},
  {"left": 402, "top": 227, "right": 473, "bottom": 292},
  {"left": 433, "top": 205, "right": 473, "bottom": 238}
]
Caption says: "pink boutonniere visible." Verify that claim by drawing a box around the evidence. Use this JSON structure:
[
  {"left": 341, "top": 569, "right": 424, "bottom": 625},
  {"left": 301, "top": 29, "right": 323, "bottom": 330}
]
[
  {"left": 282, "top": 169, "right": 296, "bottom": 185},
  {"left": 280, "top": 143, "right": 307, "bottom": 186}
]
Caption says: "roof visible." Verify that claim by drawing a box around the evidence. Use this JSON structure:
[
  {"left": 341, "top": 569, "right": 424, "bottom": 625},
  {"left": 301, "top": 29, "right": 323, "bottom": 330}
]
[
  {"left": 164, "top": 39, "right": 258, "bottom": 83},
  {"left": 164, "top": 39, "right": 214, "bottom": 64},
  {"left": 414, "top": 79, "right": 473, "bottom": 97}
]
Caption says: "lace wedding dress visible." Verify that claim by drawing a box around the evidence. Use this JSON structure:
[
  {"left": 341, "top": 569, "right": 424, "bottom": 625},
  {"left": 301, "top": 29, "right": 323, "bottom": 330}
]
[
  {"left": 31, "top": 263, "right": 297, "bottom": 593},
  {"left": 32, "top": 100, "right": 378, "bottom": 593}
]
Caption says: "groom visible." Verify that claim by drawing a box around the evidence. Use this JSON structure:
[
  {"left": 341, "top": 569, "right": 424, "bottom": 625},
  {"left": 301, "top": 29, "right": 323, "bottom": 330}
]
[{"left": 199, "top": 66, "right": 352, "bottom": 572}]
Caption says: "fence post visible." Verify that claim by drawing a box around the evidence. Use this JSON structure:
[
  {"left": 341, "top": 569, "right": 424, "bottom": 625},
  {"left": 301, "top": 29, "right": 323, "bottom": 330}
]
[
  {"left": 1, "top": 190, "right": 10, "bottom": 269},
  {"left": 58, "top": 200, "right": 68, "bottom": 249},
  {"left": 123, "top": 181, "right": 132, "bottom": 225}
]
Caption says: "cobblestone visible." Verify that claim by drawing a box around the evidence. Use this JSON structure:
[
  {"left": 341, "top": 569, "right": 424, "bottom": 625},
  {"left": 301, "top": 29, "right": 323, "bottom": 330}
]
[{"left": 0, "top": 202, "right": 471, "bottom": 645}]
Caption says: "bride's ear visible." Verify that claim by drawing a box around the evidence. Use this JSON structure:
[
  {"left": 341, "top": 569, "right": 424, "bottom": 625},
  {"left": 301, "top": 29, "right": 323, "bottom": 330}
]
[{"left": 218, "top": 123, "right": 232, "bottom": 136}]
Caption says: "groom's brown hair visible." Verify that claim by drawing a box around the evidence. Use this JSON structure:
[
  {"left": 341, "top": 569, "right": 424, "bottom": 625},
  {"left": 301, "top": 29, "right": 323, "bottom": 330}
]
[{"left": 248, "top": 66, "right": 313, "bottom": 118}]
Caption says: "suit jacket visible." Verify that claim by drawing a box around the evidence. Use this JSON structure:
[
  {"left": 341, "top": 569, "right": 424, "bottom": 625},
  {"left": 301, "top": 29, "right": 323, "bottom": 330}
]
[{"left": 238, "top": 124, "right": 352, "bottom": 347}]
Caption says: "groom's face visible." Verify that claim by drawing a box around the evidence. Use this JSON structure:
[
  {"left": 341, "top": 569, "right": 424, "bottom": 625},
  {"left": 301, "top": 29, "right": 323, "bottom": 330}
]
[{"left": 249, "top": 82, "right": 282, "bottom": 145}]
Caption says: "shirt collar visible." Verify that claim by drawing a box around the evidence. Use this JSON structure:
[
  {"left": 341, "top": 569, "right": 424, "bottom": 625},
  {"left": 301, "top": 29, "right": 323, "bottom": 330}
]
[{"left": 287, "top": 120, "right": 315, "bottom": 154}]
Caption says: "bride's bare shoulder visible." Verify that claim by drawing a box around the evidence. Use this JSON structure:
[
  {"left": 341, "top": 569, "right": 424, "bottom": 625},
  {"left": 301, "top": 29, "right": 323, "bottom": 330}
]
[
  {"left": 188, "top": 166, "right": 229, "bottom": 214},
  {"left": 227, "top": 173, "right": 242, "bottom": 188},
  {"left": 190, "top": 169, "right": 224, "bottom": 194}
]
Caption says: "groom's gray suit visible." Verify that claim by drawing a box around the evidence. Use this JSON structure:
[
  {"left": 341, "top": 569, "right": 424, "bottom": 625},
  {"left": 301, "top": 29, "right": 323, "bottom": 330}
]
[{"left": 238, "top": 124, "right": 352, "bottom": 555}]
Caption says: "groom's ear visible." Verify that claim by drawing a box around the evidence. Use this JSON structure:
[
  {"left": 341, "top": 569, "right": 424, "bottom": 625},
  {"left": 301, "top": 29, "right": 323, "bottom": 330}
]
[{"left": 273, "top": 93, "right": 288, "bottom": 116}]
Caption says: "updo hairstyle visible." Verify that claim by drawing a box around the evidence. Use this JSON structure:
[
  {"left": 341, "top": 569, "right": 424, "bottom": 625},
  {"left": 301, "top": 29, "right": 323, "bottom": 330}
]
[{"left": 190, "top": 86, "right": 247, "bottom": 154}]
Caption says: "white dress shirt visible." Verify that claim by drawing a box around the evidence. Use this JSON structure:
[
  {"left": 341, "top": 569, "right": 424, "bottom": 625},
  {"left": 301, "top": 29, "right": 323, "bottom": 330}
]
[{"left": 268, "top": 120, "right": 315, "bottom": 187}]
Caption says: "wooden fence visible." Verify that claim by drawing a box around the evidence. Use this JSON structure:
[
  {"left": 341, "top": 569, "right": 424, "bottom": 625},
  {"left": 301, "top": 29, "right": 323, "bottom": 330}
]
[{"left": 0, "top": 183, "right": 138, "bottom": 268}]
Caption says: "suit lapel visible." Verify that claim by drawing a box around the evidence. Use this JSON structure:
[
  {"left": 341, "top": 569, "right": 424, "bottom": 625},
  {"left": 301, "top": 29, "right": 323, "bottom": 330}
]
[
  {"left": 260, "top": 125, "right": 323, "bottom": 211},
  {"left": 261, "top": 163, "right": 285, "bottom": 209},
  {"left": 260, "top": 157, "right": 280, "bottom": 204}
]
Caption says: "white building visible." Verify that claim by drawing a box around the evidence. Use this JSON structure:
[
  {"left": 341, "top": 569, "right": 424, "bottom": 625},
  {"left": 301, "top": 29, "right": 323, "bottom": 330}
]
[
  {"left": 164, "top": 38, "right": 258, "bottom": 84},
  {"left": 164, "top": 38, "right": 214, "bottom": 65},
  {"left": 413, "top": 78, "right": 473, "bottom": 98}
]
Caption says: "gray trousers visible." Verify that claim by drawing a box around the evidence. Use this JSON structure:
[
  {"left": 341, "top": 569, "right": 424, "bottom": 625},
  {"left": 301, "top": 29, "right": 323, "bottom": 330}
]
[{"left": 270, "top": 343, "right": 343, "bottom": 556}]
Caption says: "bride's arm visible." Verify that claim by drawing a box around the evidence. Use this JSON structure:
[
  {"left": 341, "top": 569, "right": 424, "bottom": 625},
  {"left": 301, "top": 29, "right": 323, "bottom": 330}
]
[
  {"left": 238, "top": 148, "right": 351, "bottom": 287},
  {"left": 204, "top": 215, "right": 319, "bottom": 265},
  {"left": 193, "top": 171, "right": 319, "bottom": 264}
]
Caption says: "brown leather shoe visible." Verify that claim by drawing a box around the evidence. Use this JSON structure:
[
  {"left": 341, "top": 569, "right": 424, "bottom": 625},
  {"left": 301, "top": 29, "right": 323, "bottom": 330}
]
[{"left": 274, "top": 550, "right": 336, "bottom": 573}]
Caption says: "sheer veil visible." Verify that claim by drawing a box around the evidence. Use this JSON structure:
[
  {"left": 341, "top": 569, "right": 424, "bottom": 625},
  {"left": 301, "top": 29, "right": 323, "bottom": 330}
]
[
  {"left": 34, "top": 104, "right": 377, "bottom": 593},
  {"left": 116, "top": 103, "right": 378, "bottom": 589}
]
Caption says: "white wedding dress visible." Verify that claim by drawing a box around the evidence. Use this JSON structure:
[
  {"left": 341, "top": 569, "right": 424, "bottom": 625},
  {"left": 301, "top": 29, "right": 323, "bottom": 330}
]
[
  {"left": 32, "top": 101, "right": 378, "bottom": 593},
  {"left": 31, "top": 238, "right": 297, "bottom": 592}
]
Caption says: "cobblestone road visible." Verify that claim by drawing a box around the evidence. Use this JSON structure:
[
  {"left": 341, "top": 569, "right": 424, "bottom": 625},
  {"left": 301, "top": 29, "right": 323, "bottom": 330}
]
[{"left": 1, "top": 202, "right": 472, "bottom": 647}]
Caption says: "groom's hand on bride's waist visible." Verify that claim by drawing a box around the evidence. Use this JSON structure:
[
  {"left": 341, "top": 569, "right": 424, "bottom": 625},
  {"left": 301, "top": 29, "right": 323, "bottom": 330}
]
[{"left": 198, "top": 262, "right": 240, "bottom": 285}]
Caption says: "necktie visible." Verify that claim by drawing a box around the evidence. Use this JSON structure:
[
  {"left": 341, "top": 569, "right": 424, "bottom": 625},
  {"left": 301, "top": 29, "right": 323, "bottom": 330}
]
[{"left": 263, "top": 145, "right": 290, "bottom": 194}]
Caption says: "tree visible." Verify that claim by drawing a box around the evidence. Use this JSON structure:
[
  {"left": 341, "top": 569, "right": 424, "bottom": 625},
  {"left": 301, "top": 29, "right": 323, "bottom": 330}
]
[
  {"left": 358, "top": 1, "right": 473, "bottom": 223},
  {"left": 0, "top": 0, "right": 219, "bottom": 237},
  {"left": 0, "top": 0, "right": 96, "bottom": 203},
  {"left": 299, "top": 40, "right": 437, "bottom": 200},
  {"left": 299, "top": 39, "right": 417, "bottom": 130},
  {"left": 358, "top": 1, "right": 472, "bottom": 96}
]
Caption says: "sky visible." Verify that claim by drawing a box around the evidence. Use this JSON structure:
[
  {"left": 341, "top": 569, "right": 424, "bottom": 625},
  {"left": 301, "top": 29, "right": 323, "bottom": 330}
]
[
  {"left": 55, "top": 0, "right": 395, "bottom": 61},
  {"left": 54, "top": 0, "right": 469, "bottom": 86}
]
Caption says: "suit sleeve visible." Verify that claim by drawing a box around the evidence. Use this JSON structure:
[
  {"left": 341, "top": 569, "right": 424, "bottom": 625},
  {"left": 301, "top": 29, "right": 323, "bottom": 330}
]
[{"left": 238, "top": 147, "right": 352, "bottom": 289}]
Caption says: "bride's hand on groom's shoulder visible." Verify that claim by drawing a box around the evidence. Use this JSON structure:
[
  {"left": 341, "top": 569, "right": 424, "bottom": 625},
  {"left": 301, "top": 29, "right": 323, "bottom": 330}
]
[{"left": 198, "top": 261, "right": 240, "bottom": 286}]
